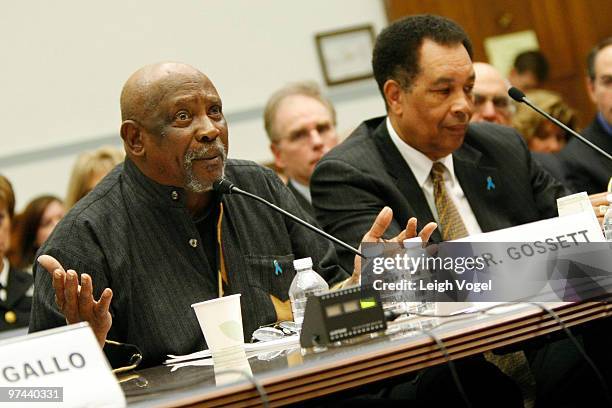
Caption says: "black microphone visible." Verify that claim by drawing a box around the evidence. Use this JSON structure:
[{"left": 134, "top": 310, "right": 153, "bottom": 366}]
[
  {"left": 508, "top": 86, "right": 612, "bottom": 163},
  {"left": 212, "top": 179, "right": 366, "bottom": 259},
  {"left": 213, "top": 178, "right": 237, "bottom": 194}
]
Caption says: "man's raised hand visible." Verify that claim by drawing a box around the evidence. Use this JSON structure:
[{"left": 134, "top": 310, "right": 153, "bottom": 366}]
[
  {"left": 350, "top": 207, "right": 437, "bottom": 286},
  {"left": 37, "top": 254, "right": 112, "bottom": 347}
]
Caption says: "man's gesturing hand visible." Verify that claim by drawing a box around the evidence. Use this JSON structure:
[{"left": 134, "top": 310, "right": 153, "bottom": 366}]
[
  {"left": 350, "top": 207, "right": 437, "bottom": 287},
  {"left": 37, "top": 254, "right": 113, "bottom": 347}
]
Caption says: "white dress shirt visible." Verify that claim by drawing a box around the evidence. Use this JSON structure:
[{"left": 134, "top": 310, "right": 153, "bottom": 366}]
[
  {"left": 289, "top": 179, "right": 312, "bottom": 203},
  {"left": 0, "top": 257, "right": 8, "bottom": 302},
  {"left": 386, "top": 117, "right": 482, "bottom": 236}
]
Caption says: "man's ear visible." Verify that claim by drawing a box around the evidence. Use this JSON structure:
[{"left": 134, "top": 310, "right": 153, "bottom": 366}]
[
  {"left": 585, "top": 76, "right": 597, "bottom": 104},
  {"left": 270, "top": 143, "right": 286, "bottom": 170},
  {"left": 383, "top": 80, "right": 404, "bottom": 116},
  {"left": 120, "top": 120, "right": 145, "bottom": 157},
  {"left": 508, "top": 68, "right": 518, "bottom": 83}
]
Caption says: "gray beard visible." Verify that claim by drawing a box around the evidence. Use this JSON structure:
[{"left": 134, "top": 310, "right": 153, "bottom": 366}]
[
  {"left": 183, "top": 140, "right": 227, "bottom": 193},
  {"left": 184, "top": 169, "right": 225, "bottom": 193}
]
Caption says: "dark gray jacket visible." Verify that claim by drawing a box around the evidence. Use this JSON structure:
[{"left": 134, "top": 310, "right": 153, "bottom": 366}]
[
  {"left": 561, "top": 116, "right": 612, "bottom": 194},
  {"left": 30, "top": 158, "right": 348, "bottom": 367},
  {"left": 311, "top": 117, "right": 568, "bottom": 272}
]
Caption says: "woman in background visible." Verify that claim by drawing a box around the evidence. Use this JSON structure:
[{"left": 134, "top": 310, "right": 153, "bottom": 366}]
[
  {"left": 513, "top": 89, "right": 578, "bottom": 189},
  {"left": 9, "top": 195, "right": 65, "bottom": 272},
  {"left": 65, "top": 146, "right": 124, "bottom": 209},
  {"left": 512, "top": 89, "right": 577, "bottom": 153},
  {"left": 0, "top": 174, "right": 32, "bottom": 332}
]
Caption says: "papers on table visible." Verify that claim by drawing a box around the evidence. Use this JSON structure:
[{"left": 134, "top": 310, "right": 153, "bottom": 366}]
[{"left": 164, "top": 335, "right": 300, "bottom": 365}]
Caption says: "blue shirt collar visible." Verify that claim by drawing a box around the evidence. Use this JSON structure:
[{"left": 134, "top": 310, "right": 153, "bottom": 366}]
[{"left": 596, "top": 112, "right": 612, "bottom": 136}]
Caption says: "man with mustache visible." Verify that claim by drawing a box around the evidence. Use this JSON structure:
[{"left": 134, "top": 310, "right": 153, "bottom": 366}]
[
  {"left": 28, "top": 62, "right": 435, "bottom": 369},
  {"left": 311, "top": 15, "right": 568, "bottom": 272},
  {"left": 470, "top": 62, "right": 514, "bottom": 126},
  {"left": 311, "top": 15, "right": 612, "bottom": 407}
]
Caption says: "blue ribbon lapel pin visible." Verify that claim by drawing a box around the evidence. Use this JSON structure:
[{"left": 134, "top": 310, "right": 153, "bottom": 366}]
[
  {"left": 274, "top": 260, "right": 283, "bottom": 276},
  {"left": 486, "top": 176, "right": 496, "bottom": 191}
]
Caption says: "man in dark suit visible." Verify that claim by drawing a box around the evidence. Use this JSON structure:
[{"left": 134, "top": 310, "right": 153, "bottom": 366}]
[
  {"left": 562, "top": 37, "right": 612, "bottom": 195},
  {"left": 313, "top": 117, "right": 566, "bottom": 269},
  {"left": 311, "top": 16, "right": 567, "bottom": 272},
  {"left": 0, "top": 174, "right": 33, "bottom": 332},
  {"left": 264, "top": 82, "right": 339, "bottom": 217},
  {"left": 310, "top": 14, "right": 612, "bottom": 407}
]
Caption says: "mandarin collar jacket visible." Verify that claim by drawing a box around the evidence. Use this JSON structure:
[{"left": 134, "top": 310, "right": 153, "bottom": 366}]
[{"left": 31, "top": 158, "right": 348, "bottom": 367}]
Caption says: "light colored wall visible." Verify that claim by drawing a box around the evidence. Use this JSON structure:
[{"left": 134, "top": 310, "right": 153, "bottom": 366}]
[{"left": 0, "top": 0, "right": 387, "bottom": 209}]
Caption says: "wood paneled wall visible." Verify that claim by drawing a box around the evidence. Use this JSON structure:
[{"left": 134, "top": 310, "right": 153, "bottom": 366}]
[{"left": 385, "top": 0, "right": 612, "bottom": 128}]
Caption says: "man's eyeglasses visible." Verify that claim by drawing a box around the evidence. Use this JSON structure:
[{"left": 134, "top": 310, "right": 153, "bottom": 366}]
[
  {"left": 251, "top": 321, "right": 299, "bottom": 342},
  {"left": 473, "top": 94, "right": 512, "bottom": 110}
]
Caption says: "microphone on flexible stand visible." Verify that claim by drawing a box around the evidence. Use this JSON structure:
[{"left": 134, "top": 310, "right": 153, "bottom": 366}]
[
  {"left": 508, "top": 86, "right": 612, "bottom": 163},
  {"left": 213, "top": 179, "right": 366, "bottom": 259}
]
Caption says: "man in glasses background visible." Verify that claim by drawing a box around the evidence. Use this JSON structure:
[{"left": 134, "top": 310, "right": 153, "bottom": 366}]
[
  {"left": 470, "top": 62, "right": 514, "bottom": 126},
  {"left": 264, "top": 82, "right": 339, "bottom": 217}
]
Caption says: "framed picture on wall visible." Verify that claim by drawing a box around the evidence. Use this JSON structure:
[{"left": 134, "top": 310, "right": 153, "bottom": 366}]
[{"left": 315, "top": 24, "right": 375, "bottom": 86}]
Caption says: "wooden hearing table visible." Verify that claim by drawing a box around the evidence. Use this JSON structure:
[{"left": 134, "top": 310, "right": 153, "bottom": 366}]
[{"left": 122, "top": 300, "right": 612, "bottom": 407}]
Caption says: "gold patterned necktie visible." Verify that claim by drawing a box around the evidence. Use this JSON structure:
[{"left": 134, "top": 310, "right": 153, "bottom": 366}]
[{"left": 430, "top": 162, "right": 469, "bottom": 241}]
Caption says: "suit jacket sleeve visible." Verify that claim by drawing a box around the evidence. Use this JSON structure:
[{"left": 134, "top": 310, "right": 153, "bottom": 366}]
[
  {"left": 524, "top": 136, "right": 571, "bottom": 218},
  {"left": 561, "top": 119, "right": 612, "bottom": 195},
  {"left": 311, "top": 158, "right": 403, "bottom": 272}
]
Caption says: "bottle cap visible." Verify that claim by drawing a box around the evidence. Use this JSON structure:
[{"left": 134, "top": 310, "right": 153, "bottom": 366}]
[
  {"left": 293, "top": 257, "right": 313, "bottom": 271},
  {"left": 403, "top": 237, "right": 422, "bottom": 249}
]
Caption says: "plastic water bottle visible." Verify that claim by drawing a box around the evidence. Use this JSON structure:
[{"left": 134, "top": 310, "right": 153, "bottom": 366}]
[
  {"left": 603, "top": 194, "right": 612, "bottom": 241},
  {"left": 401, "top": 238, "right": 433, "bottom": 315},
  {"left": 289, "top": 257, "right": 329, "bottom": 326}
]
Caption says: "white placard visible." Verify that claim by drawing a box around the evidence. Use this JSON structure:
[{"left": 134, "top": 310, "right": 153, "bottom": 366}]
[
  {"left": 557, "top": 191, "right": 592, "bottom": 216},
  {"left": 0, "top": 323, "right": 126, "bottom": 407},
  {"left": 556, "top": 191, "right": 601, "bottom": 227},
  {"left": 455, "top": 211, "right": 605, "bottom": 243}
]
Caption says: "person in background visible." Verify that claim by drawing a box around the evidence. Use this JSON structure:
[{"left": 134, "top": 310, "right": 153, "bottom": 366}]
[
  {"left": 9, "top": 195, "right": 65, "bottom": 272},
  {"left": 65, "top": 146, "right": 124, "bottom": 209},
  {"left": 513, "top": 89, "right": 576, "bottom": 153},
  {"left": 562, "top": 37, "right": 612, "bottom": 195},
  {"left": 0, "top": 174, "right": 33, "bottom": 332},
  {"left": 508, "top": 50, "right": 550, "bottom": 91},
  {"left": 471, "top": 62, "right": 514, "bottom": 125},
  {"left": 471, "top": 63, "right": 570, "bottom": 185},
  {"left": 264, "top": 82, "right": 339, "bottom": 216},
  {"left": 260, "top": 160, "right": 287, "bottom": 183}
]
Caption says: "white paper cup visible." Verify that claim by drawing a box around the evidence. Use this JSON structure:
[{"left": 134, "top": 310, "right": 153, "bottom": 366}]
[
  {"left": 191, "top": 294, "right": 244, "bottom": 353},
  {"left": 213, "top": 347, "right": 253, "bottom": 386}
]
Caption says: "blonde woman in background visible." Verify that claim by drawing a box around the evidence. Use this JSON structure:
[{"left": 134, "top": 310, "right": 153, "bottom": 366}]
[
  {"left": 512, "top": 89, "right": 577, "bottom": 154},
  {"left": 65, "top": 146, "right": 124, "bottom": 209}
]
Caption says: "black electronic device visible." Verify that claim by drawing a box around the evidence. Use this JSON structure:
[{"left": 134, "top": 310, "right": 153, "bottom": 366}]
[{"left": 299, "top": 286, "right": 386, "bottom": 348}]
